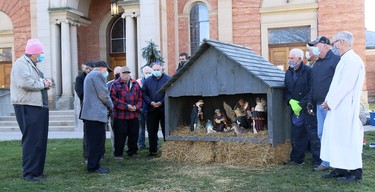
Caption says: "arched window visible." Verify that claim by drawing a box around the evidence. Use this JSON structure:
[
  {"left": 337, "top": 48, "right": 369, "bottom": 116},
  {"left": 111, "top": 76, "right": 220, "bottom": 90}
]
[
  {"left": 110, "top": 17, "right": 126, "bottom": 54},
  {"left": 190, "top": 2, "right": 209, "bottom": 55}
]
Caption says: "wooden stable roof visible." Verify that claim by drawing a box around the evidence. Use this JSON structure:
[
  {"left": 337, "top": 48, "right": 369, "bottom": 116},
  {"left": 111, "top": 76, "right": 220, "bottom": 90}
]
[{"left": 160, "top": 39, "right": 285, "bottom": 93}]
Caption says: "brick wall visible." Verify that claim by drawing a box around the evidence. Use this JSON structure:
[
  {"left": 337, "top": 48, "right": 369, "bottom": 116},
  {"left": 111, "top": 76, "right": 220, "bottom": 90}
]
[
  {"left": 166, "top": 0, "right": 177, "bottom": 74},
  {"left": 77, "top": 0, "right": 110, "bottom": 66},
  {"left": 317, "top": 0, "right": 367, "bottom": 91},
  {"left": 0, "top": 0, "right": 31, "bottom": 58},
  {"left": 232, "top": 0, "right": 261, "bottom": 55}
]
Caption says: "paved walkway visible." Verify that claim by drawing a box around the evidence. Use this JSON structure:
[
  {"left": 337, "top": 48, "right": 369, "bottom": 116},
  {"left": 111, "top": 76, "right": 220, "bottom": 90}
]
[{"left": 1, "top": 125, "right": 374, "bottom": 141}]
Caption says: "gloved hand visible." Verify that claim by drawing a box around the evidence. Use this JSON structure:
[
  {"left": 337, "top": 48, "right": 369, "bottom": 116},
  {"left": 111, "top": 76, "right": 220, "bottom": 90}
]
[{"left": 289, "top": 99, "right": 302, "bottom": 116}]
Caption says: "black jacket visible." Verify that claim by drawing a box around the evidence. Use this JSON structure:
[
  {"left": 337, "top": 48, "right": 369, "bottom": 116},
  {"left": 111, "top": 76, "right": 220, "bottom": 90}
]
[
  {"left": 284, "top": 63, "right": 312, "bottom": 111},
  {"left": 309, "top": 50, "right": 340, "bottom": 104},
  {"left": 75, "top": 72, "right": 87, "bottom": 102}
]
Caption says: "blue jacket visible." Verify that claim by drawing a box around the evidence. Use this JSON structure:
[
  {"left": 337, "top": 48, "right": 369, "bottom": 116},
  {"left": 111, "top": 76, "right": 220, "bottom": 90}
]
[
  {"left": 142, "top": 74, "right": 171, "bottom": 112},
  {"left": 284, "top": 62, "right": 312, "bottom": 111},
  {"left": 309, "top": 50, "right": 340, "bottom": 104}
]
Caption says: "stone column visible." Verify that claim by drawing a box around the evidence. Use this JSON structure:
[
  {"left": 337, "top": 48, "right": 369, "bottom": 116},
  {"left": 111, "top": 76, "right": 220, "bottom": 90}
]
[
  {"left": 50, "top": 22, "right": 62, "bottom": 97},
  {"left": 54, "top": 19, "right": 74, "bottom": 110},
  {"left": 136, "top": 14, "right": 142, "bottom": 78},
  {"left": 125, "top": 15, "right": 136, "bottom": 75},
  {"left": 61, "top": 20, "right": 72, "bottom": 96},
  {"left": 70, "top": 24, "right": 79, "bottom": 84}
]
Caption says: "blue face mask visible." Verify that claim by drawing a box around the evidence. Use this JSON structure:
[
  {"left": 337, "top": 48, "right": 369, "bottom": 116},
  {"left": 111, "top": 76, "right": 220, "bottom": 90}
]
[
  {"left": 152, "top": 71, "right": 162, "bottom": 78},
  {"left": 37, "top": 54, "right": 45, "bottom": 63},
  {"left": 145, "top": 74, "right": 152, "bottom": 79},
  {"left": 305, "top": 51, "right": 311, "bottom": 60},
  {"left": 331, "top": 47, "right": 340, "bottom": 56},
  {"left": 103, "top": 71, "right": 109, "bottom": 78},
  {"left": 311, "top": 47, "right": 320, "bottom": 56},
  {"left": 288, "top": 60, "right": 297, "bottom": 68}
]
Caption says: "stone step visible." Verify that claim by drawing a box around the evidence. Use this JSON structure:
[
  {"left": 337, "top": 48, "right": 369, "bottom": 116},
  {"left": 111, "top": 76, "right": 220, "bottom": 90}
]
[
  {"left": 0, "top": 110, "right": 76, "bottom": 132},
  {"left": 0, "top": 115, "right": 75, "bottom": 121},
  {"left": 0, "top": 126, "right": 75, "bottom": 132},
  {"left": 9, "top": 110, "right": 75, "bottom": 116},
  {"left": 0, "top": 120, "right": 74, "bottom": 127}
]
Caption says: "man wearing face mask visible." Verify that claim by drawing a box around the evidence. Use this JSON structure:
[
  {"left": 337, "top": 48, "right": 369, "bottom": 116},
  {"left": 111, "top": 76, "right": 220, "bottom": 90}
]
[
  {"left": 142, "top": 62, "right": 171, "bottom": 157},
  {"left": 284, "top": 48, "right": 321, "bottom": 168},
  {"left": 136, "top": 66, "right": 153, "bottom": 149},
  {"left": 305, "top": 45, "right": 319, "bottom": 67},
  {"left": 307, "top": 36, "right": 340, "bottom": 171},
  {"left": 80, "top": 60, "right": 113, "bottom": 174},
  {"left": 11, "top": 38, "right": 52, "bottom": 181},
  {"left": 110, "top": 66, "right": 142, "bottom": 159},
  {"left": 320, "top": 31, "right": 365, "bottom": 183}
]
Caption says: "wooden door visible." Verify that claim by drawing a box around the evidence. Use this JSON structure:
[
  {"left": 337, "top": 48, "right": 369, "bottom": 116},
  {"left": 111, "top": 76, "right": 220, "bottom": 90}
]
[
  {"left": 0, "top": 62, "right": 12, "bottom": 88},
  {"left": 109, "top": 54, "right": 126, "bottom": 80},
  {"left": 269, "top": 44, "right": 307, "bottom": 71}
]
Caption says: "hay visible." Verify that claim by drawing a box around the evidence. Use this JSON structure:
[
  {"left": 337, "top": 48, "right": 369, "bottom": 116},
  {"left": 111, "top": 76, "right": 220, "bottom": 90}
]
[
  {"left": 161, "top": 125, "right": 291, "bottom": 166},
  {"left": 171, "top": 125, "right": 268, "bottom": 139},
  {"left": 160, "top": 140, "right": 291, "bottom": 166}
]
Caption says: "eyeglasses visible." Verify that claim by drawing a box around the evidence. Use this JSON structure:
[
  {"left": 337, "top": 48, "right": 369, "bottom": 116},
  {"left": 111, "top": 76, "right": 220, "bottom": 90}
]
[{"left": 331, "top": 40, "right": 340, "bottom": 46}]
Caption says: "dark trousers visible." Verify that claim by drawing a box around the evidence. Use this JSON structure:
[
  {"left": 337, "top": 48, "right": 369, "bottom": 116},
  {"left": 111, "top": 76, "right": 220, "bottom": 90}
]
[
  {"left": 113, "top": 118, "right": 139, "bottom": 157},
  {"left": 290, "top": 111, "right": 321, "bottom": 165},
  {"left": 14, "top": 105, "right": 49, "bottom": 177},
  {"left": 84, "top": 120, "right": 106, "bottom": 172},
  {"left": 147, "top": 110, "right": 165, "bottom": 154}
]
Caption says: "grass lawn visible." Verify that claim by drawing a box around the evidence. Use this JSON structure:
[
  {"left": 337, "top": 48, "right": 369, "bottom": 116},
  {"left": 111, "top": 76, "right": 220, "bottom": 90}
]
[
  {"left": 1, "top": 132, "right": 375, "bottom": 192},
  {"left": 369, "top": 103, "right": 375, "bottom": 111}
]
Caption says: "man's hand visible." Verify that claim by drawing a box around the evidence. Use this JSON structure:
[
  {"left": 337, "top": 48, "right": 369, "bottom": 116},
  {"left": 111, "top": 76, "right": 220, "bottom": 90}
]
[
  {"left": 43, "top": 79, "right": 53, "bottom": 88},
  {"left": 321, "top": 101, "right": 331, "bottom": 111}
]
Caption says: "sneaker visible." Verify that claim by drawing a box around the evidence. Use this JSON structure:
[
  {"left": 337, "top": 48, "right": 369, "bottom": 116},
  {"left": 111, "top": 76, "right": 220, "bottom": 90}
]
[
  {"left": 314, "top": 165, "right": 330, "bottom": 171},
  {"left": 22, "top": 175, "right": 44, "bottom": 182},
  {"left": 322, "top": 169, "right": 345, "bottom": 179},
  {"left": 114, "top": 156, "right": 124, "bottom": 160},
  {"left": 89, "top": 167, "right": 109, "bottom": 174},
  {"left": 369, "top": 142, "right": 375, "bottom": 148},
  {"left": 285, "top": 161, "right": 305, "bottom": 166}
]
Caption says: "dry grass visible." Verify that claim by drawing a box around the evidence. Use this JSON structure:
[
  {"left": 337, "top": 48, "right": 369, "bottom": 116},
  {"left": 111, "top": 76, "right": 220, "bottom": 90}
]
[{"left": 170, "top": 125, "right": 268, "bottom": 139}]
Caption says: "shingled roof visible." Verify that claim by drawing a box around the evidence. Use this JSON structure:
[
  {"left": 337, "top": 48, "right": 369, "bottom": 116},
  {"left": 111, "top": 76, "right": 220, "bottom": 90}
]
[{"left": 160, "top": 39, "right": 285, "bottom": 92}]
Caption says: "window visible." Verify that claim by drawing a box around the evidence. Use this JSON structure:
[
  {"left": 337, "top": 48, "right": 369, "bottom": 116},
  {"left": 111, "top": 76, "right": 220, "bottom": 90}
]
[
  {"left": 190, "top": 2, "right": 209, "bottom": 55},
  {"left": 268, "top": 26, "right": 310, "bottom": 45},
  {"left": 110, "top": 17, "right": 126, "bottom": 54},
  {"left": 0, "top": 48, "right": 12, "bottom": 62}
]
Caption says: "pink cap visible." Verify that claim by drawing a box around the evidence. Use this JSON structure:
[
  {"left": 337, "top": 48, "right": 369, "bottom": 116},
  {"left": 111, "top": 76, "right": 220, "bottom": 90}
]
[{"left": 25, "top": 38, "right": 44, "bottom": 55}]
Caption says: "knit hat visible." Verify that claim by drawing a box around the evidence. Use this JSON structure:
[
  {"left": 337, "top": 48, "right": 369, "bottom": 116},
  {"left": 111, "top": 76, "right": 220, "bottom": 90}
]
[{"left": 25, "top": 38, "right": 45, "bottom": 55}]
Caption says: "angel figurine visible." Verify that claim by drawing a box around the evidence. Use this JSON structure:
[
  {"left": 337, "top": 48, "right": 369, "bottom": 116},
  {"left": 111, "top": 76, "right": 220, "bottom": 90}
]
[
  {"left": 190, "top": 100, "right": 204, "bottom": 131},
  {"left": 252, "top": 97, "right": 267, "bottom": 133}
]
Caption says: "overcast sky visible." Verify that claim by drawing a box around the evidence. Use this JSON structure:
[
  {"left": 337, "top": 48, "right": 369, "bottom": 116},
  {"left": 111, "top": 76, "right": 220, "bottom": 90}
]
[{"left": 366, "top": 0, "right": 375, "bottom": 31}]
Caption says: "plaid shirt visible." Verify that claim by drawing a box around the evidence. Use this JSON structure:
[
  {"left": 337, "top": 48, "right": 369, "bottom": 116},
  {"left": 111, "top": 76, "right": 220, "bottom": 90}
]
[{"left": 110, "top": 78, "right": 142, "bottom": 119}]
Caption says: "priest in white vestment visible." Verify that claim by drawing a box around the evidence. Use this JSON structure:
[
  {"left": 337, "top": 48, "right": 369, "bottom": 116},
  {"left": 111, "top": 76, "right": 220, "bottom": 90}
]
[{"left": 320, "top": 31, "right": 365, "bottom": 183}]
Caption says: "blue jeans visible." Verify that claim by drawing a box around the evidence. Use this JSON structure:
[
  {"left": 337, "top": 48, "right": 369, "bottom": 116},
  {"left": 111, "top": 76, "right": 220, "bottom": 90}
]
[
  {"left": 317, "top": 104, "right": 330, "bottom": 167},
  {"left": 138, "top": 112, "right": 147, "bottom": 148}
]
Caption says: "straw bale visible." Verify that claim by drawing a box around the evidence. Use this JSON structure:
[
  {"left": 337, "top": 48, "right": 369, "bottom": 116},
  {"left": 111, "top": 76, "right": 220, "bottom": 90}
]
[{"left": 161, "top": 140, "right": 291, "bottom": 166}]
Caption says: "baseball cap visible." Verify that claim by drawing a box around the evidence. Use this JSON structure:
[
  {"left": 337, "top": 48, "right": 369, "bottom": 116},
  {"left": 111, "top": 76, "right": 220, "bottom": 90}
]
[
  {"left": 308, "top": 36, "right": 331, "bottom": 46},
  {"left": 94, "top": 60, "right": 113, "bottom": 72},
  {"left": 120, "top": 66, "right": 131, "bottom": 73}
]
